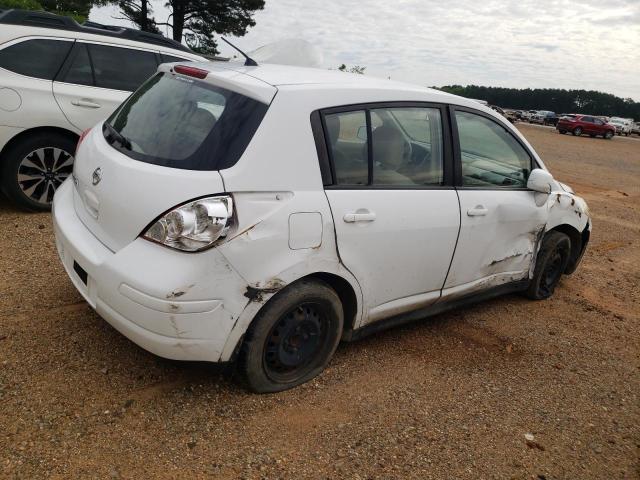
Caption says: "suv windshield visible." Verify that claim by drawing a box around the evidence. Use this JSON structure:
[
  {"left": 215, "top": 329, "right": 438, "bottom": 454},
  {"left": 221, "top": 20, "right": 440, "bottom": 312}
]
[{"left": 105, "top": 72, "right": 268, "bottom": 170}]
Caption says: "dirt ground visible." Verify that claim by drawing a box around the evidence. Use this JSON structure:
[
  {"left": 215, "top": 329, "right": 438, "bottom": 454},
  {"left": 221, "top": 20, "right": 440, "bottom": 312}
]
[{"left": 1, "top": 124, "right": 638, "bottom": 479}]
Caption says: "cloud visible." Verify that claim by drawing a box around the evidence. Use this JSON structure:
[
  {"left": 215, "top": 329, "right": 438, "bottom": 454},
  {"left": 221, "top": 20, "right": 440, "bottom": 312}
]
[{"left": 89, "top": 0, "right": 640, "bottom": 99}]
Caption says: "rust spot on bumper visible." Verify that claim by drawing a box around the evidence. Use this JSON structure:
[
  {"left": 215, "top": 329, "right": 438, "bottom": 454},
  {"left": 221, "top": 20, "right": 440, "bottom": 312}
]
[{"left": 243, "top": 278, "right": 286, "bottom": 302}]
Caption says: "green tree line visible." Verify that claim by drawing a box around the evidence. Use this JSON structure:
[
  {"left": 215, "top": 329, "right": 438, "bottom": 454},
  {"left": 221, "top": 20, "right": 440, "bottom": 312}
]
[{"left": 437, "top": 85, "right": 639, "bottom": 120}]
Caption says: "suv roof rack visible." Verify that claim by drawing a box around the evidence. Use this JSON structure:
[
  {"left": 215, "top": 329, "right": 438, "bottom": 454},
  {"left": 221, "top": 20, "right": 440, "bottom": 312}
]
[{"left": 0, "top": 9, "right": 192, "bottom": 53}]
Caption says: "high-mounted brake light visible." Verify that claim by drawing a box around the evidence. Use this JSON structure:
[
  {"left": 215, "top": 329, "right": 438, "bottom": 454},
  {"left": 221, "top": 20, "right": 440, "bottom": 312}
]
[
  {"left": 76, "top": 128, "right": 91, "bottom": 155},
  {"left": 173, "top": 65, "right": 209, "bottom": 79}
]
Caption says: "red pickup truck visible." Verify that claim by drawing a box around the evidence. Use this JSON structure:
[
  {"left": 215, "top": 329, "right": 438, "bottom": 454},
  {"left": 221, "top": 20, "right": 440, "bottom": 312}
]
[{"left": 556, "top": 114, "right": 615, "bottom": 139}]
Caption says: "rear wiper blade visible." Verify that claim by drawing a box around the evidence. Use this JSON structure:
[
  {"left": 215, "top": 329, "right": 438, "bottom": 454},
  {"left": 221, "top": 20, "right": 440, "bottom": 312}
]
[{"left": 103, "top": 122, "right": 132, "bottom": 150}]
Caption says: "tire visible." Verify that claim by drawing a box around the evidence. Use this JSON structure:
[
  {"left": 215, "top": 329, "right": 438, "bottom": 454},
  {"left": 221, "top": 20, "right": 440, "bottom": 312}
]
[
  {"left": 572, "top": 127, "right": 583, "bottom": 136},
  {"left": 604, "top": 130, "right": 614, "bottom": 140},
  {"left": 239, "top": 279, "right": 343, "bottom": 393},
  {"left": 526, "top": 231, "right": 571, "bottom": 300},
  {"left": 0, "top": 132, "right": 76, "bottom": 211}
]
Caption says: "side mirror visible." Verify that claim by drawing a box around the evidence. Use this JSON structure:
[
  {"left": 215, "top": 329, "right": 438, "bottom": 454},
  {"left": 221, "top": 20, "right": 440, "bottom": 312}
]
[{"left": 527, "top": 168, "right": 554, "bottom": 194}]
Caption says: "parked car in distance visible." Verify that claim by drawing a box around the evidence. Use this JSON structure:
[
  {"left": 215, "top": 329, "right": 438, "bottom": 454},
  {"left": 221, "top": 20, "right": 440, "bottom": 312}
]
[
  {"left": 608, "top": 117, "right": 633, "bottom": 136},
  {"left": 0, "top": 9, "right": 205, "bottom": 211},
  {"left": 556, "top": 114, "right": 615, "bottom": 139},
  {"left": 632, "top": 122, "right": 640, "bottom": 136},
  {"left": 53, "top": 60, "right": 592, "bottom": 392},
  {"left": 521, "top": 110, "right": 538, "bottom": 122},
  {"left": 531, "top": 111, "right": 558, "bottom": 126}
]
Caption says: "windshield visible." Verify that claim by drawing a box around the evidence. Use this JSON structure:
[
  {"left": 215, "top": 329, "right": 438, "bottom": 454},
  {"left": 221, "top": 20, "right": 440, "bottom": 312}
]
[{"left": 105, "top": 73, "right": 268, "bottom": 171}]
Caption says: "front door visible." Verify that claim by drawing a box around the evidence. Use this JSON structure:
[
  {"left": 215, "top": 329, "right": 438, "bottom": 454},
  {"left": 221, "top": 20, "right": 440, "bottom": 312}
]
[
  {"left": 321, "top": 105, "right": 460, "bottom": 325},
  {"left": 443, "top": 108, "right": 548, "bottom": 299}
]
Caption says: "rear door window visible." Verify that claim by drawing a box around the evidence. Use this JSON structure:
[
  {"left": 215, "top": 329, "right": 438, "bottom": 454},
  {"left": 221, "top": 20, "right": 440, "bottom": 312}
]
[
  {"left": 323, "top": 106, "right": 444, "bottom": 187},
  {"left": 88, "top": 44, "right": 158, "bottom": 91},
  {"left": 0, "top": 39, "right": 72, "bottom": 80},
  {"left": 60, "top": 43, "right": 93, "bottom": 86},
  {"left": 105, "top": 72, "right": 268, "bottom": 170}
]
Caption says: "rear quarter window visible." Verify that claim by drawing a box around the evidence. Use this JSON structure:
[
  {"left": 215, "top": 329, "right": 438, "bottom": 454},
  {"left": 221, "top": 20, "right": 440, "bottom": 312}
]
[
  {"left": 105, "top": 72, "right": 268, "bottom": 171},
  {"left": 0, "top": 39, "right": 72, "bottom": 80}
]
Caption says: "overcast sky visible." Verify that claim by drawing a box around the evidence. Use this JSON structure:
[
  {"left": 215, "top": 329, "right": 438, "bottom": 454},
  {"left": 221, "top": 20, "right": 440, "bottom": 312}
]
[{"left": 91, "top": 0, "right": 640, "bottom": 100}]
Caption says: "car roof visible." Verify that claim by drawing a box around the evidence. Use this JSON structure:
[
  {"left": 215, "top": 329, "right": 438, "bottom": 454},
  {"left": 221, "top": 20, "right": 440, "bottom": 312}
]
[
  {"left": 163, "top": 60, "right": 486, "bottom": 108},
  {"left": 0, "top": 10, "right": 204, "bottom": 59}
]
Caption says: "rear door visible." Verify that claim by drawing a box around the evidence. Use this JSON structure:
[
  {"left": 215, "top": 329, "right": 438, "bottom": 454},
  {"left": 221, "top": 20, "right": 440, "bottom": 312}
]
[
  {"left": 319, "top": 103, "right": 460, "bottom": 325},
  {"left": 53, "top": 42, "right": 159, "bottom": 130},
  {"left": 443, "top": 107, "right": 547, "bottom": 299}
]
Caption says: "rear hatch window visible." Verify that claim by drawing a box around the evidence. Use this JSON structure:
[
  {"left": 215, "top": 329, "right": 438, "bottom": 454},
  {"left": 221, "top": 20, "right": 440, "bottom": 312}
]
[{"left": 104, "top": 72, "right": 268, "bottom": 171}]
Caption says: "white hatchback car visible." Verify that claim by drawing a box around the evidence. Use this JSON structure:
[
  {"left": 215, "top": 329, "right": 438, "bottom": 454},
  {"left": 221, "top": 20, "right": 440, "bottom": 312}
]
[
  {"left": 0, "top": 9, "right": 203, "bottom": 210},
  {"left": 53, "top": 61, "right": 591, "bottom": 392}
]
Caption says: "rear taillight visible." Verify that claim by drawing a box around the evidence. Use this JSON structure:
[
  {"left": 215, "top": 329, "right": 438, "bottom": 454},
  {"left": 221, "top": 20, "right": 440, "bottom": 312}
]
[
  {"left": 142, "top": 196, "right": 233, "bottom": 252},
  {"left": 76, "top": 128, "right": 91, "bottom": 155},
  {"left": 173, "top": 65, "right": 208, "bottom": 79}
]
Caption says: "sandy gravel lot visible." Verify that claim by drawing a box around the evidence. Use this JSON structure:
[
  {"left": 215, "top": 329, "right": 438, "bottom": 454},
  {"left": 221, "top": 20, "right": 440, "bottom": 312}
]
[{"left": 1, "top": 124, "right": 638, "bottom": 479}]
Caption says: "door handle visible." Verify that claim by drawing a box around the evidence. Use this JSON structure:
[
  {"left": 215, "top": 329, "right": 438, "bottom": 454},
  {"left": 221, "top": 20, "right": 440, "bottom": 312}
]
[
  {"left": 343, "top": 210, "right": 376, "bottom": 223},
  {"left": 71, "top": 99, "right": 101, "bottom": 109},
  {"left": 467, "top": 205, "right": 488, "bottom": 216}
]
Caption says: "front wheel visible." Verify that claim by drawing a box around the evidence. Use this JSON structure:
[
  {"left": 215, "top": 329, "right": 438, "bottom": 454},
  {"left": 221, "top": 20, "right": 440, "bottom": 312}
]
[
  {"left": 0, "top": 132, "right": 76, "bottom": 211},
  {"left": 604, "top": 130, "right": 614, "bottom": 140},
  {"left": 239, "top": 279, "right": 343, "bottom": 393},
  {"left": 526, "top": 231, "right": 571, "bottom": 300},
  {"left": 572, "top": 127, "right": 583, "bottom": 136}
]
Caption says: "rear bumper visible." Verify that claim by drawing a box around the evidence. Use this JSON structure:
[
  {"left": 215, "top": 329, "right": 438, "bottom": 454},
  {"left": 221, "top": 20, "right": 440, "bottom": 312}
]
[{"left": 52, "top": 179, "right": 249, "bottom": 362}]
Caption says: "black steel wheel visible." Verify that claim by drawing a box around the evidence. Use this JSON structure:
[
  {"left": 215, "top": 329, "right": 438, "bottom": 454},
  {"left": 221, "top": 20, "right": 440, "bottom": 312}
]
[
  {"left": 263, "top": 302, "right": 329, "bottom": 383},
  {"left": 1, "top": 132, "right": 76, "bottom": 211},
  {"left": 526, "top": 231, "right": 571, "bottom": 300},
  {"left": 240, "top": 279, "right": 343, "bottom": 393}
]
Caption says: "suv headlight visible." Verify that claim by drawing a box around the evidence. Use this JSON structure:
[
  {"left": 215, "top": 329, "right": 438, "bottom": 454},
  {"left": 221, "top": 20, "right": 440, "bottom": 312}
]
[{"left": 142, "top": 196, "right": 233, "bottom": 252}]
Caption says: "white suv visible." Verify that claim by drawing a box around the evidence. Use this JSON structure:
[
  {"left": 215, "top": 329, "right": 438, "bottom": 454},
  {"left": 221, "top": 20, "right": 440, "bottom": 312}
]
[
  {"left": 0, "top": 9, "right": 204, "bottom": 210},
  {"left": 608, "top": 117, "right": 633, "bottom": 136},
  {"left": 53, "top": 61, "right": 591, "bottom": 392}
]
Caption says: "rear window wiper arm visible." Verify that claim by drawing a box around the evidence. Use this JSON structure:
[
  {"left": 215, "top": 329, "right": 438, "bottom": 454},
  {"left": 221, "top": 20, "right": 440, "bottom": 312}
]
[{"left": 103, "top": 122, "right": 132, "bottom": 150}]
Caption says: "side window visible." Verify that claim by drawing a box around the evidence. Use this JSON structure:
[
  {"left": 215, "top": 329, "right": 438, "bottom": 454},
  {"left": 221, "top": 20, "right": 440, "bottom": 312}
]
[
  {"left": 455, "top": 110, "right": 531, "bottom": 188},
  {"left": 594, "top": 118, "right": 604, "bottom": 125},
  {"left": 61, "top": 43, "right": 93, "bottom": 86},
  {"left": 160, "top": 54, "right": 190, "bottom": 63},
  {"left": 371, "top": 107, "right": 443, "bottom": 185},
  {"left": 324, "top": 110, "right": 368, "bottom": 185},
  {"left": 324, "top": 107, "right": 444, "bottom": 187},
  {"left": 581, "top": 116, "right": 592, "bottom": 123},
  {"left": 88, "top": 44, "right": 158, "bottom": 91},
  {"left": 0, "top": 39, "right": 72, "bottom": 80}
]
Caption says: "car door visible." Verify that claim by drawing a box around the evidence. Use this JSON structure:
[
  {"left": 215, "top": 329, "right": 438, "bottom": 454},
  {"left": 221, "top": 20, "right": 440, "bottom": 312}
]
[
  {"left": 320, "top": 104, "right": 460, "bottom": 325},
  {"left": 581, "top": 116, "right": 596, "bottom": 134},
  {"left": 592, "top": 117, "right": 606, "bottom": 135},
  {"left": 53, "top": 42, "right": 159, "bottom": 131},
  {"left": 442, "top": 107, "right": 548, "bottom": 300}
]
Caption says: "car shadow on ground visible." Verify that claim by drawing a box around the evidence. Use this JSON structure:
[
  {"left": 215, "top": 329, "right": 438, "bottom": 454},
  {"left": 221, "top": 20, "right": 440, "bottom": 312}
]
[{"left": 82, "top": 292, "right": 531, "bottom": 396}]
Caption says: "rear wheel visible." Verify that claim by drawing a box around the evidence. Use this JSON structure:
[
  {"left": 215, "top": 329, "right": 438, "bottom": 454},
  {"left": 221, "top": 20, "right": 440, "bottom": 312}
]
[
  {"left": 604, "top": 130, "right": 614, "bottom": 140},
  {"left": 526, "top": 231, "right": 571, "bottom": 300},
  {"left": 572, "top": 127, "right": 583, "bottom": 136},
  {"left": 1, "top": 132, "right": 76, "bottom": 211},
  {"left": 240, "top": 279, "right": 343, "bottom": 393}
]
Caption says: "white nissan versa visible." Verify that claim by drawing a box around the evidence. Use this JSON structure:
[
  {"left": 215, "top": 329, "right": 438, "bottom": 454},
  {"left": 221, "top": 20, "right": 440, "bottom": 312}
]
[{"left": 52, "top": 61, "right": 591, "bottom": 393}]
